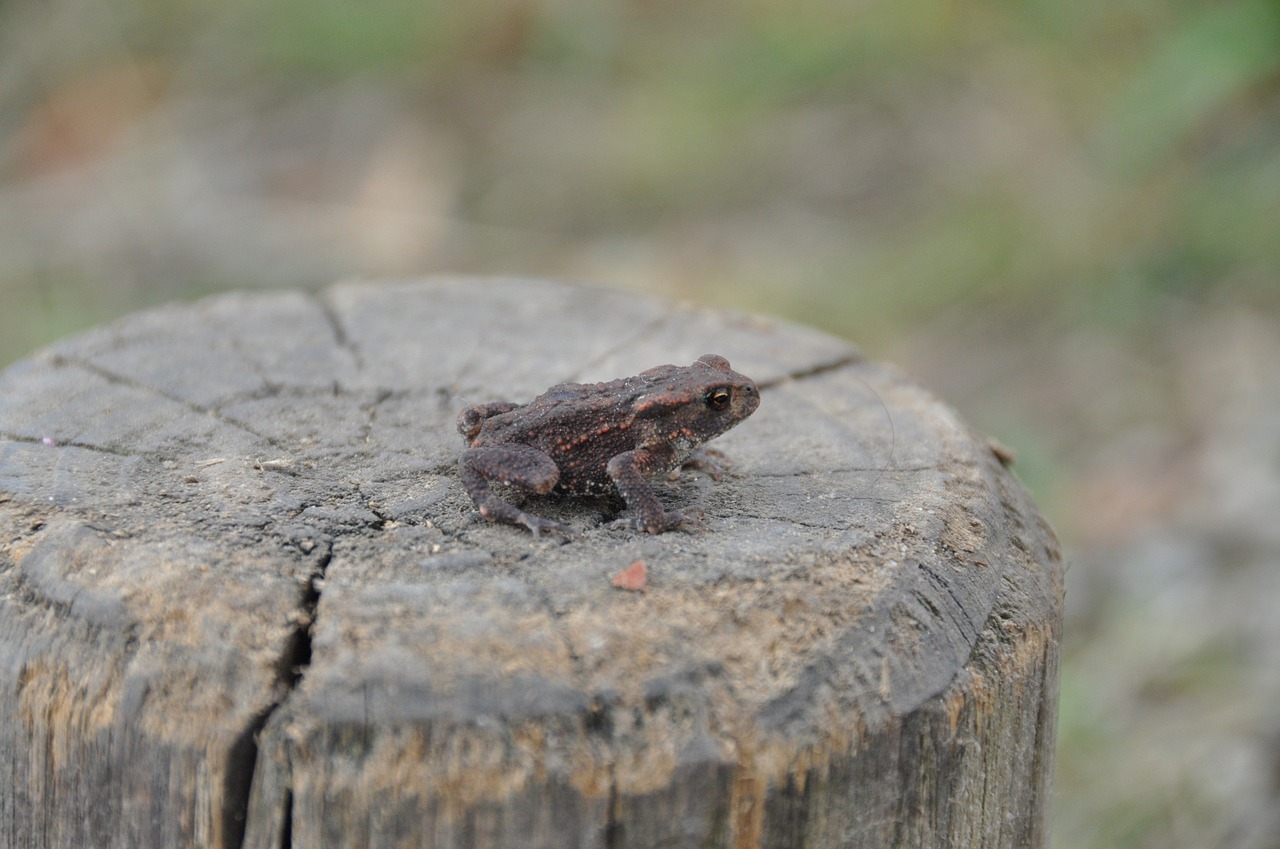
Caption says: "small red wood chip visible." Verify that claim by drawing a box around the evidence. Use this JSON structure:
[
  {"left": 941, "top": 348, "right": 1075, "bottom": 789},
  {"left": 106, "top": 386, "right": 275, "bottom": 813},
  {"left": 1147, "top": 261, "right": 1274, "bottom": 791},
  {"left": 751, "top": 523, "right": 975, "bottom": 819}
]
[{"left": 611, "top": 560, "right": 647, "bottom": 592}]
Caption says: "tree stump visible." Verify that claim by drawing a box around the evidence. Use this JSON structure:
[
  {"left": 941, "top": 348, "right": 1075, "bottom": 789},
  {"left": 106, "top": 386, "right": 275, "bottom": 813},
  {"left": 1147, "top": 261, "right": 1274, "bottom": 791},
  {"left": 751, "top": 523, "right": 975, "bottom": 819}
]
[{"left": 0, "top": 278, "right": 1062, "bottom": 849}]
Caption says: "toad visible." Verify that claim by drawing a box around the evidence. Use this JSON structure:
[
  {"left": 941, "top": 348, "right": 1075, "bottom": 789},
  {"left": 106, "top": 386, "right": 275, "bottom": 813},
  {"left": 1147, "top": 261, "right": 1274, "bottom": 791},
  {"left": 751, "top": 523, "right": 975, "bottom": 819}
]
[{"left": 457, "top": 354, "right": 760, "bottom": 536}]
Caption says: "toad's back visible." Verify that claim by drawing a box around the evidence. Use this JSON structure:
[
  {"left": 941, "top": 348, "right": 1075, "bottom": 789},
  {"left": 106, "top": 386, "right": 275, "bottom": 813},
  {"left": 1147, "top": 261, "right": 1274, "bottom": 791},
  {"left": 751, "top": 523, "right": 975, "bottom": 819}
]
[{"left": 473, "top": 372, "right": 673, "bottom": 493}]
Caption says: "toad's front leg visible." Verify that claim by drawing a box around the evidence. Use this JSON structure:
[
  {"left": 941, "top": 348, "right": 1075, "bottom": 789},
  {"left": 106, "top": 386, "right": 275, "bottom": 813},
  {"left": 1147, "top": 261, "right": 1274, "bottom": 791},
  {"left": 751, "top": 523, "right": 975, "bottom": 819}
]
[
  {"left": 456, "top": 401, "right": 521, "bottom": 441},
  {"left": 459, "top": 444, "right": 576, "bottom": 537},
  {"left": 606, "top": 444, "right": 703, "bottom": 534}
]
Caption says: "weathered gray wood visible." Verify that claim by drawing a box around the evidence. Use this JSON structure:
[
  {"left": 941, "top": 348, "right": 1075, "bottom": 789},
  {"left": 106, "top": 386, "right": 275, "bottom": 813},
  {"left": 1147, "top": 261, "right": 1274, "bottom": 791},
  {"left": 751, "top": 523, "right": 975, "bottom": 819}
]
[{"left": 0, "top": 277, "right": 1062, "bottom": 849}]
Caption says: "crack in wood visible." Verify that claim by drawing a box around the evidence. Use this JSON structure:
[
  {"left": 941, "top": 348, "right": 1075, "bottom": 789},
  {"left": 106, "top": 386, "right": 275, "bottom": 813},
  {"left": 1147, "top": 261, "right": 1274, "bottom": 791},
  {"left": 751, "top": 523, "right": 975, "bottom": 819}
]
[
  {"left": 554, "top": 313, "right": 674, "bottom": 386},
  {"left": 732, "top": 509, "right": 895, "bottom": 531},
  {"left": 356, "top": 388, "right": 397, "bottom": 445},
  {"left": 751, "top": 465, "right": 940, "bottom": 478},
  {"left": 227, "top": 332, "right": 278, "bottom": 391},
  {"left": 603, "top": 763, "right": 621, "bottom": 849},
  {"left": 219, "top": 384, "right": 352, "bottom": 406},
  {"left": 52, "top": 356, "right": 288, "bottom": 450},
  {"left": 755, "top": 359, "right": 900, "bottom": 495},
  {"left": 756, "top": 353, "right": 862, "bottom": 390},
  {"left": 0, "top": 431, "right": 151, "bottom": 460},
  {"left": 313, "top": 291, "right": 364, "bottom": 373},
  {"left": 224, "top": 538, "right": 331, "bottom": 849},
  {"left": 353, "top": 482, "right": 394, "bottom": 529}
]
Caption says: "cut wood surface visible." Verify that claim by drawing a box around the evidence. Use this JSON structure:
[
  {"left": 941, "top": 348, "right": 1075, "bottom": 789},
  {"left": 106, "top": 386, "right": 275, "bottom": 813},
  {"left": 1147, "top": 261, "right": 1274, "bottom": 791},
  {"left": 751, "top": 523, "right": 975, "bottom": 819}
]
[{"left": 0, "top": 278, "right": 1063, "bottom": 849}]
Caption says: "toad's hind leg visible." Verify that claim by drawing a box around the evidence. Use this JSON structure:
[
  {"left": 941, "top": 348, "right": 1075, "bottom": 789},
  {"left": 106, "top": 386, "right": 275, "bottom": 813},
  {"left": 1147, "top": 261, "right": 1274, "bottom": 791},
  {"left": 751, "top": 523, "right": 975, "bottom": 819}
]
[{"left": 459, "top": 444, "right": 576, "bottom": 537}]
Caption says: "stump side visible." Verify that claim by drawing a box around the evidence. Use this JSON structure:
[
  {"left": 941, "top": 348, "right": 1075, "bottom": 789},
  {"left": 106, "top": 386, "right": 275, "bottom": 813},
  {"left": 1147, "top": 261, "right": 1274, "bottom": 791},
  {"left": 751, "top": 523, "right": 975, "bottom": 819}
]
[{"left": 0, "top": 277, "right": 1062, "bottom": 849}]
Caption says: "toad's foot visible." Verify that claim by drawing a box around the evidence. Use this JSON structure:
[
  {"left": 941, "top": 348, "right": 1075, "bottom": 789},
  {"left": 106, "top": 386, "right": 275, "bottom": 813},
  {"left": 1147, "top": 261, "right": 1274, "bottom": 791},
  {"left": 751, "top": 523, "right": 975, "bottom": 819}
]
[
  {"left": 669, "top": 447, "right": 732, "bottom": 481},
  {"left": 610, "top": 506, "right": 705, "bottom": 535},
  {"left": 520, "top": 513, "right": 580, "bottom": 539}
]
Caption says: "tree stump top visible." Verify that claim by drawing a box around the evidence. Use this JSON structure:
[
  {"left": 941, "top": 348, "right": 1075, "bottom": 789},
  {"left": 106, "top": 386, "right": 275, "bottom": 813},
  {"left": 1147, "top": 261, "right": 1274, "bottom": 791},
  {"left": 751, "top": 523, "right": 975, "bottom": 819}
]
[{"left": 0, "top": 277, "right": 1062, "bottom": 849}]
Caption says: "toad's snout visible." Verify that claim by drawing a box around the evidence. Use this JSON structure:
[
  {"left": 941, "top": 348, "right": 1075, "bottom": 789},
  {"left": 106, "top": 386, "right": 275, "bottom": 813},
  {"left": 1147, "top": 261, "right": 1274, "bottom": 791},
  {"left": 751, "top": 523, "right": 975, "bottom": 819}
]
[{"left": 738, "top": 381, "right": 760, "bottom": 417}]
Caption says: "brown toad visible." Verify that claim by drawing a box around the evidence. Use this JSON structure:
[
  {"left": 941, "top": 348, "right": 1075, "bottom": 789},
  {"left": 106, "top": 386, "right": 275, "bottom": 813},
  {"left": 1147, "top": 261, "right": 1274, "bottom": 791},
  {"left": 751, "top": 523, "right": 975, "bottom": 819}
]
[{"left": 457, "top": 354, "right": 760, "bottom": 536}]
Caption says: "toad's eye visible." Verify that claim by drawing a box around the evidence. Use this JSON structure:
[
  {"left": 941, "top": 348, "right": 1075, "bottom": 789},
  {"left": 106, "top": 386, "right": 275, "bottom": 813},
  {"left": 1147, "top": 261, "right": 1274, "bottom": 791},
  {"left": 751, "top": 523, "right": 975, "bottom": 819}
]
[{"left": 706, "top": 387, "right": 732, "bottom": 410}]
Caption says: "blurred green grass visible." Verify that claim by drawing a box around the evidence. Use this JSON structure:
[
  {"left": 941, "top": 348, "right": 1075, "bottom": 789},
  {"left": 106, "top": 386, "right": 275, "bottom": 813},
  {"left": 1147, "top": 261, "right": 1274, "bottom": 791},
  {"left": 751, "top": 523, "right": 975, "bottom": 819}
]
[
  {"left": 3, "top": 2, "right": 1280, "bottom": 847},
  {"left": 2, "top": 2, "right": 1275, "bottom": 349}
]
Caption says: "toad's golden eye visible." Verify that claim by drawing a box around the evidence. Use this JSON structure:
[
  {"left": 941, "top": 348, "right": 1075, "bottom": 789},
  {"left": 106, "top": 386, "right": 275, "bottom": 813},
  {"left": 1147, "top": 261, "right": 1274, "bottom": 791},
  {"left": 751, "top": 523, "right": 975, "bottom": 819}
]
[{"left": 706, "top": 387, "right": 731, "bottom": 410}]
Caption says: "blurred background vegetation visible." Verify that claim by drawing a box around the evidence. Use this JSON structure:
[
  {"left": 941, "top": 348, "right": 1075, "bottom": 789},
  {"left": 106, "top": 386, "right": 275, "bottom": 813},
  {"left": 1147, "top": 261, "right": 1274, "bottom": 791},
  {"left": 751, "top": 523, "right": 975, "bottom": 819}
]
[{"left": 2, "top": 0, "right": 1279, "bottom": 846}]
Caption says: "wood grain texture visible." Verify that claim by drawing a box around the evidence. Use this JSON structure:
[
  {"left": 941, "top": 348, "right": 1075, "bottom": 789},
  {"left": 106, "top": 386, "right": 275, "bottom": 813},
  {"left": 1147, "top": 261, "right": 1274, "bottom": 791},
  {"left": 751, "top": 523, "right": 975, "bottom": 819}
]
[{"left": 0, "top": 278, "right": 1062, "bottom": 849}]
